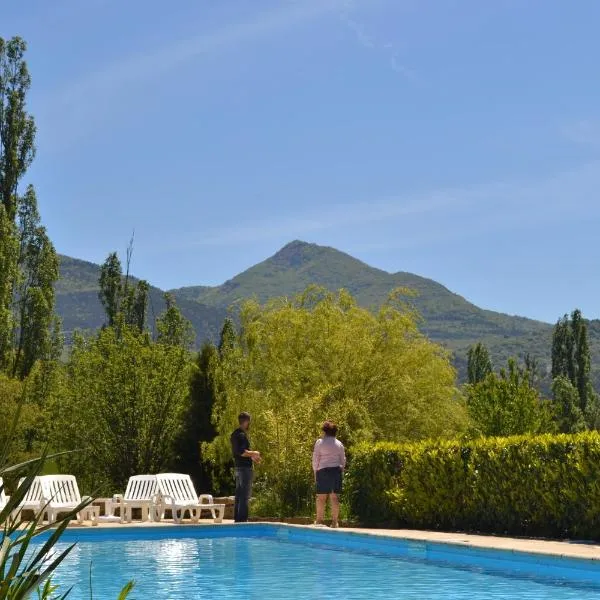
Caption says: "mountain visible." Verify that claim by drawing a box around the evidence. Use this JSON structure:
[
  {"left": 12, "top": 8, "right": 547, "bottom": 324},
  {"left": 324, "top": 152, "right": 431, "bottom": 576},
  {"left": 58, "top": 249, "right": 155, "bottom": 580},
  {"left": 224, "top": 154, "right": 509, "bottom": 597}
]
[
  {"left": 56, "top": 256, "right": 227, "bottom": 344},
  {"left": 55, "top": 241, "right": 600, "bottom": 385}
]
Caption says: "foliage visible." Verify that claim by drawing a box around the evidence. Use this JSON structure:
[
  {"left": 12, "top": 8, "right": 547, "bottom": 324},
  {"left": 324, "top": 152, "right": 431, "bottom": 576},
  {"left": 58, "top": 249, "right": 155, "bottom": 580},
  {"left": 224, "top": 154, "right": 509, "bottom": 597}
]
[
  {"left": 170, "top": 341, "right": 218, "bottom": 492},
  {"left": 98, "top": 252, "right": 150, "bottom": 334},
  {"left": 552, "top": 310, "right": 599, "bottom": 426},
  {"left": 156, "top": 293, "right": 194, "bottom": 348},
  {"left": 552, "top": 376, "right": 587, "bottom": 433},
  {"left": 0, "top": 410, "right": 134, "bottom": 598},
  {"left": 206, "top": 287, "right": 467, "bottom": 515},
  {"left": 467, "top": 342, "right": 492, "bottom": 384},
  {"left": 347, "top": 433, "right": 600, "bottom": 539},
  {"left": 50, "top": 322, "right": 193, "bottom": 492},
  {"left": 465, "top": 358, "right": 555, "bottom": 437},
  {"left": 0, "top": 37, "right": 59, "bottom": 378},
  {"left": 12, "top": 185, "right": 60, "bottom": 379},
  {"left": 98, "top": 252, "right": 122, "bottom": 328}
]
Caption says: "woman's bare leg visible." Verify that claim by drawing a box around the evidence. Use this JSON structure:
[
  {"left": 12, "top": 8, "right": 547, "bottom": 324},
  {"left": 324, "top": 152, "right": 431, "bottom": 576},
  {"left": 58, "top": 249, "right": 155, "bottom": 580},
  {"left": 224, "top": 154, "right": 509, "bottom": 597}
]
[
  {"left": 330, "top": 493, "right": 340, "bottom": 527},
  {"left": 316, "top": 494, "right": 327, "bottom": 524}
]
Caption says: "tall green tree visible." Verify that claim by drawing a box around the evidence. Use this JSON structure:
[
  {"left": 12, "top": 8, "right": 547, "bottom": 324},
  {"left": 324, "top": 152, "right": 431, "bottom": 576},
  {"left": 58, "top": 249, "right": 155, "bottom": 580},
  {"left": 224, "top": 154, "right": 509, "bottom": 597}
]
[
  {"left": 171, "top": 341, "right": 219, "bottom": 491},
  {"left": 467, "top": 342, "right": 493, "bottom": 384},
  {"left": 218, "top": 317, "right": 236, "bottom": 356},
  {"left": 523, "top": 353, "right": 540, "bottom": 388},
  {"left": 551, "top": 376, "right": 586, "bottom": 433},
  {"left": 99, "top": 250, "right": 150, "bottom": 333},
  {"left": 551, "top": 309, "right": 597, "bottom": 426},
  {"left": 0, "top": 38, "right": 58, "bottom": 377},
  {"left": 157, "top": 293, "right": 194, "bottom": 348},
  {"left": 12, "top": 185, "right": 59, "bottom": 378},
  {"left": 99, "top": 252, "right": 123, "bottom": 327},
  {"left": 0, "top": 38, "right": 37, "bottom": 371},
  {"left": 0, "top": 38, "right": 35, "bottom": 221}
]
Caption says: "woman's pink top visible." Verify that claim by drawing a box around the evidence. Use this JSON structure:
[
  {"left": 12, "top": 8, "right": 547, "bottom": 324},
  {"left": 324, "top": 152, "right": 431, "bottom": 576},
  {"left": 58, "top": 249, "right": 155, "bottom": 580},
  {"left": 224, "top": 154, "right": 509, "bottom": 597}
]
[{"left": 312, "top": 436, "right": 346, "bottom": 472}]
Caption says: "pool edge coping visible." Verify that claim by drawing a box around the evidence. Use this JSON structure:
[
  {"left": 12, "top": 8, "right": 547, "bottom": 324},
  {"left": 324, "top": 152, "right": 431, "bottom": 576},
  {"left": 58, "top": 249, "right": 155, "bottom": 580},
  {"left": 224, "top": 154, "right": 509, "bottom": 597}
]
[{"left": 59, "top": 521, "right": 600, "bottom": 563}]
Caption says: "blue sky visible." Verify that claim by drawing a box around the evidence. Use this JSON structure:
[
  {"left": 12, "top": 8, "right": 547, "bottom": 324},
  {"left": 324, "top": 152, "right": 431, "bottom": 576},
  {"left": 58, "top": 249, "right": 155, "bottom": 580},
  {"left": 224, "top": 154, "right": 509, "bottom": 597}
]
[{"left": 2, "top": 0, "right": 600, "bottom": 323}]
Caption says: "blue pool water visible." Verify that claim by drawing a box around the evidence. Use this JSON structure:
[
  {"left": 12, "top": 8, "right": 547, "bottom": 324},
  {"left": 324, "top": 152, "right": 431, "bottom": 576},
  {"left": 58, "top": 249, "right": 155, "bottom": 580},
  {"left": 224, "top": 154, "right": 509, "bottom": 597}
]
[{"left": 37, "top": 525, "right": 600, "bottom": 599}]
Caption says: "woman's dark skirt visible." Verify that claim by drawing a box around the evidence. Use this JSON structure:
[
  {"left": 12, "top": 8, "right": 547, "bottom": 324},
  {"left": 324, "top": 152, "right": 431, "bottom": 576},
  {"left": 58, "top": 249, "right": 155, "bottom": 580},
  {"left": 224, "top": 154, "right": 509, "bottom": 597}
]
[{"left": 316, "top": 467, "right": 343, "bottom": 494}]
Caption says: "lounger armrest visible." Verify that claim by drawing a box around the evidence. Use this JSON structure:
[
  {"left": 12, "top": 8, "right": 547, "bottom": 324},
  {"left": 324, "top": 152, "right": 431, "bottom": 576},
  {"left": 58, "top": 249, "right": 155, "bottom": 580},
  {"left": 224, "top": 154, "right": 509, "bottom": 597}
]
[
  {"left": 161, "top": 494, "right": 175, "bottom": 507},
  {"left": 198, "top": 494, "right": 214, "bottom": 505}
]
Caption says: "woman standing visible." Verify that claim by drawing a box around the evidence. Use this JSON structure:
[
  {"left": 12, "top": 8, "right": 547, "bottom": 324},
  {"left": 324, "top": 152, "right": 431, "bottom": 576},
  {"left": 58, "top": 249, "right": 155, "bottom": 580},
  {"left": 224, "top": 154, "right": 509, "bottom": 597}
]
[{"left": 312, "top": 421, "right": 346, "bottom": 528}]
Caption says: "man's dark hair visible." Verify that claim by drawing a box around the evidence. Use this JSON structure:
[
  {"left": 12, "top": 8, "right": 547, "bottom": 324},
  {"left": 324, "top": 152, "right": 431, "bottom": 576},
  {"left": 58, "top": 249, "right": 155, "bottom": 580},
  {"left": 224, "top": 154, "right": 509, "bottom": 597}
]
[
  {"left": 322, "top": 420, "right": 338, "bottom": 437},
  {"left": 238, "top": 412, "right": 251, "bottom": 424}
]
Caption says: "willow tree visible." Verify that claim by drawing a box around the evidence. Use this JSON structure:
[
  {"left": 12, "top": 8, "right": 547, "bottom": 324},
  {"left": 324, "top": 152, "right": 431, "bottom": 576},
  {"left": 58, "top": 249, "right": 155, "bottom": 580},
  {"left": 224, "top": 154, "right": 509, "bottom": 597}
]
[{"left": 206, "top": 287, "right": 466, "bottom": 514}]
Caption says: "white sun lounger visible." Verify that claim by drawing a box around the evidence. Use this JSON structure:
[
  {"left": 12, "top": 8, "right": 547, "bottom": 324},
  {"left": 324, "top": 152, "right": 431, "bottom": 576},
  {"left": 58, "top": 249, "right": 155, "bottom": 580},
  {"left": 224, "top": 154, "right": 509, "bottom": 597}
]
[
  {"left": 11, "top": 476, "right": 45, "bottom": 520},
  {"left": 0, "top": 477, "right": 9, "bottom": 512},
  {"left": 40, "top": 475, "right": 98, "bottom": 525},
  {"left": 155, "top": 473, "right": 225, "bottom": 524},
  {"left": 112, "top": 474, "right": 158, "bottom": 523}
]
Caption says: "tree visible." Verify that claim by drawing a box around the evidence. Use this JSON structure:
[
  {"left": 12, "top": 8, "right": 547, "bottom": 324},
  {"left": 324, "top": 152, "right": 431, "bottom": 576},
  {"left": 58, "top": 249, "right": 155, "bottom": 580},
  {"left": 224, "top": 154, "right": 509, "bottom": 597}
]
[
  {"left": 12, "top": 185, "right": 59, "bottom": 379},
  {"left": 99, "top": 250, "right": 150, "bottom": 333},
  {"left": 206, "top": 287, "right": 467, "bottom": 514},
  {"left": 0, "top": 37, "right": 54, "bottom": 374},
  {"left": 0, "top": 205, "right": 18, "bottom": 371},
  {"left": 0, "top": 38, "right": 36, "bottom": 221},
  {"left": 466, "top": 358, "right": 555, "bottom": 437},
  {"left": 156, "top": 293, "right": 194, "bottom": 348},
  {"left": 171, "top": 341, "right": 219, "bottom": 492},
  {"left": 52, "top": 324, "right": 193, "bottom": 491},
  {"left": 551, "top": 309, "right": 598, "bottom": 427},
  {"left": 551, "top": 376, "right": 586, "bottom": 433},
  {"left": 218, "top": 317, "right": 236, "bottom": 356},
  {"left": 99, "top": 252, "right": 123, "bottom": 328},
  {"left": 467, "top": 343, "right": 493, "bottom": 384},
  {"left": 523, "top": 353, "right": 540, "bottom": 388}
]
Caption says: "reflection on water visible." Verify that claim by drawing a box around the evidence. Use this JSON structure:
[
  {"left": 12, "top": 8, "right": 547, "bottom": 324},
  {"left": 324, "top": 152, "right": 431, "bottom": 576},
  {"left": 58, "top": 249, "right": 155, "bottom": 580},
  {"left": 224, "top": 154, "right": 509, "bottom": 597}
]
[{"left": 42, "top": 537, "right": 599, "bottom": 600}]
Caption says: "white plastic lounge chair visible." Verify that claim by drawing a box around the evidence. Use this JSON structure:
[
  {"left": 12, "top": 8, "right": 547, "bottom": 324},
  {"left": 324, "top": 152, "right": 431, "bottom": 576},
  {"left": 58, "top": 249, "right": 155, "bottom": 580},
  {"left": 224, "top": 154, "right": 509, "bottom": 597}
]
[
  {"left": 112, "top": 474, "right": 158, "bottom": 523},
  {"left": 11, "top": 476, "right": 45, "bottom": 520},
  {"left": 40, "top": 475, "right": 98, "bottom": 526},
  {"left": 0, "top": 477, "right": 9, "bottom": 512},
  {"left": 155, "top": 473, "right": 225, "bottom": 524}
]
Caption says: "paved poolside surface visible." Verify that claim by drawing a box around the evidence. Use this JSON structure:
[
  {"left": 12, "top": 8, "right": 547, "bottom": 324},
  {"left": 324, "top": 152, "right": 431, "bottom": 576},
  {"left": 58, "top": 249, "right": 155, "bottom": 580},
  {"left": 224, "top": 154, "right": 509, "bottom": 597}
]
[{"left": 66, "top": 519, "right": 600, "bottom": 561}]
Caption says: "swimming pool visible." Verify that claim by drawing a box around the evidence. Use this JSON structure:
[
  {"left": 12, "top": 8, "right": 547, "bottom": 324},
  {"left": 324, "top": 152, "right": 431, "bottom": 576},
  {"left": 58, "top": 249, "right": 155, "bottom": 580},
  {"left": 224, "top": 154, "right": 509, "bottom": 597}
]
[{"left": 38, "top": 525, "right": 600, "bottom": 599}]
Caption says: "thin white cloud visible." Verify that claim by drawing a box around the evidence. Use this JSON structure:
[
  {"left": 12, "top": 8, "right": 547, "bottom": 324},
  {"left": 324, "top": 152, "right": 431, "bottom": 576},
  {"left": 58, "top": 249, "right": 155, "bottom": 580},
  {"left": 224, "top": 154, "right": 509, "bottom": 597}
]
[
  {"left": 169, "top": 160, "right": 600, "bottom": 249},
  {"left": 37, "top": 0, "right": 353, "bottom": 146},
  {"left": 339, "top": 0, "right": 417, "bottom": 79}
]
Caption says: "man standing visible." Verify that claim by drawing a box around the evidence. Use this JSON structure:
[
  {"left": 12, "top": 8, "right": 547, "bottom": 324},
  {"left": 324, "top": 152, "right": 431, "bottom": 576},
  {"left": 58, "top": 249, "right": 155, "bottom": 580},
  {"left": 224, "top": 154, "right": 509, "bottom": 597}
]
[{"left": 230, "top": 412, "right": 261, "bottom": 523}]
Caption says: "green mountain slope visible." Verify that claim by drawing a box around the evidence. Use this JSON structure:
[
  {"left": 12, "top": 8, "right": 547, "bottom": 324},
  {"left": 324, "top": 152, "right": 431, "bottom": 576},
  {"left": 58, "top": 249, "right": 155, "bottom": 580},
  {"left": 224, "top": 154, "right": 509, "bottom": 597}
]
[
  {"left": 171, "top": 241, "right": 559, "bottom": 378},
  {"left": 56, "top": 256, "right": 226, "bottom": 343},
  {"left": 55, "top": 241, "right": 600, "bottom": 385}
]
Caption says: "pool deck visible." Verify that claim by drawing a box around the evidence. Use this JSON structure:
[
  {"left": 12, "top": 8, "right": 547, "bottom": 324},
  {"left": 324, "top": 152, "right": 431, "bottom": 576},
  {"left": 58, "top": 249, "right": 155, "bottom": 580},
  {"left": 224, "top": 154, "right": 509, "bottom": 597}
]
[{"left": 66, "top": 519, "right": 600, "bottom": 561}]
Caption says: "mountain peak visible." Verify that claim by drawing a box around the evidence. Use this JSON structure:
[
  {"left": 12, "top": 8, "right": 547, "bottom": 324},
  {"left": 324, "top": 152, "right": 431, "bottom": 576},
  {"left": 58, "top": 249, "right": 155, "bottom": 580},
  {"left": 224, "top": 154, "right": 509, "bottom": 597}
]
[{"left": 270, "top": 240, "right": 323, "bottom": 268}]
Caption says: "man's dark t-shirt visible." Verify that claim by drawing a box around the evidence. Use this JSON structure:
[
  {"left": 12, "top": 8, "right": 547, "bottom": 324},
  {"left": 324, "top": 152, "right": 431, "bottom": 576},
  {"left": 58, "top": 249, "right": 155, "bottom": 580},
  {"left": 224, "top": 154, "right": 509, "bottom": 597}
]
[{"left": 231, "top": 428, "right": 253, "bottom": 468}]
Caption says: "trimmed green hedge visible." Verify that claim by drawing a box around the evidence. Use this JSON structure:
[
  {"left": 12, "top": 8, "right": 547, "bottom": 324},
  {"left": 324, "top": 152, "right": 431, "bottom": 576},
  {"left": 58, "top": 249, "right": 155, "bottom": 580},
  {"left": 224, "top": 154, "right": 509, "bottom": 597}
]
[{"left": 346, "top": 433, "right": 600, "bottom": 539}]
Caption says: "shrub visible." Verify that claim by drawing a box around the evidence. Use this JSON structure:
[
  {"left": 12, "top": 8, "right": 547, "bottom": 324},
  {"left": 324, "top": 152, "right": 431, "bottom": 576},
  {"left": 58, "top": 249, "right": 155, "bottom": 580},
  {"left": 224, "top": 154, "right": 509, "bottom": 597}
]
[{"left": 347, "top": 432, "right": 600, "bottom": 539}]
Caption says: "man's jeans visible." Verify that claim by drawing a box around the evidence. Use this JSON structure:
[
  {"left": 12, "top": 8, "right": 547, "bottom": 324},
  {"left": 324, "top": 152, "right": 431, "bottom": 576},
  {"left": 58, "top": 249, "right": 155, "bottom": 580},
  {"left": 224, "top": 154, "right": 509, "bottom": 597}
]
[{"left": 234, "top": 467, "right": 253, "bottom": 523}]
